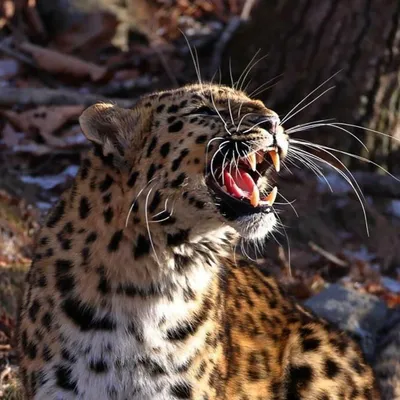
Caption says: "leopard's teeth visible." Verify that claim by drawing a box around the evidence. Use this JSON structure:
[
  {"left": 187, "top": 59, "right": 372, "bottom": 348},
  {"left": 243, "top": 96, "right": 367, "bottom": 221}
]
[
  {"left": 247, "top": 152, "right": 257, "bottom": 171},
  {"left": 256, "top": 151, "right": 264, "bottom": 164},
  {"left": 261, "top": 186, "right": 278, "bottom": 206},
  {"left": 268, "top": 149, "right": 280, "bottom": 172},
  {"left": 250, "top": 185, "right": 260, "bottom": 207}
]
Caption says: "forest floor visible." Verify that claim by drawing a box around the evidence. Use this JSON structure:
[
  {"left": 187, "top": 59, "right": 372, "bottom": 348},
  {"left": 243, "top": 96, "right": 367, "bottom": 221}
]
[{"left": 0, "top": 0, "right": 400, "bottom": 397}]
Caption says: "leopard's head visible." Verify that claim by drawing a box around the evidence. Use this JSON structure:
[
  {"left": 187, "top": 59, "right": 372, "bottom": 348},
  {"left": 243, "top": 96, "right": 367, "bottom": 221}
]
[{"left": 80, "top": 84, "right": 288, "bottom": 242}]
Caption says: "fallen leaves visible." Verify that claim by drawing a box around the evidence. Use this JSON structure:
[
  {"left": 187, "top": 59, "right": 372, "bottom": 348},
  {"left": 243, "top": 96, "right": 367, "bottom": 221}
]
[{"left": 1, "top": 105, "right": 85, "bottom": 146}]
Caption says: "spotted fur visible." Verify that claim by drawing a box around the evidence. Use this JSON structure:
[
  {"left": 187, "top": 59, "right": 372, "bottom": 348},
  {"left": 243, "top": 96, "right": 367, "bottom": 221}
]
[{"left": 18, "top": 84, "right": 379, "bottom": 399}]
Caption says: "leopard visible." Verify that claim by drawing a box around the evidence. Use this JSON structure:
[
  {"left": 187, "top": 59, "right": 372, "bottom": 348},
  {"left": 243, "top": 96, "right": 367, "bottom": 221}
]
[
  {"left": 18, "top": 83, "right": 380, "bottom": 399},
  {"left": 374, "top": 307, "right": 400, "bottom": 400}
]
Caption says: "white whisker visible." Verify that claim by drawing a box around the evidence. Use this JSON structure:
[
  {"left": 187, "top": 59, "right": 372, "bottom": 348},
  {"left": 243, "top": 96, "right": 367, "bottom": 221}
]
[
  {"left": 237, "top": 112, "right": 254, "bottom": 132},
  {"left": 144, "top": 187, "right": 161, "bottom": 265},
  {"left": 292, "top": 139, "right": 400, "bottom": 183},
  {"left": 285, "top": 119, "right": 335, "bottom": 133},
  {"left": 210, "top": 91, "right": 232, "bottom": 136},
  {"left": 238, "top": 53, "right": 269, "bottom": 92},
  {"left": 235, "top": 49, "right": 261, "bottom": 90},
  {"left": 281, "top": 71, "right": 341, "bottom": 124},
  {"left": 281, "top": 86, "right": 335, "bottom": 126},
  {"left": 290, "top": 145, "right": 369, "bottom": 235},
  {"left": 243, "top": 118, "right": 277, "bottom": 134},
  {"left": 287, "top": 122, "right": 369, "bottom": 152},
  {"left": 125, "top": 177, "right": 157, "bottom": 227},
  {"left": 248, "top": 74, "right": 283, "bottom": 98},
  {"left": 180, "top": 31, "right": 203, "bottom": 89}
]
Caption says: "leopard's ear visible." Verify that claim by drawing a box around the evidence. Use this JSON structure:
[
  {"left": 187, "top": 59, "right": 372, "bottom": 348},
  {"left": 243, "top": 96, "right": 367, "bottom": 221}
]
[{"left": 79, "top": 103, "right": 139, "bottom": 161}]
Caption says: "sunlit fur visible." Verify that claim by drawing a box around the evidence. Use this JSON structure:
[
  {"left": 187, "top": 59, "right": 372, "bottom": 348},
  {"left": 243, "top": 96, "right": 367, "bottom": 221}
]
[{"left": 17, "top": 80, "right": 381, "bottom": 400}]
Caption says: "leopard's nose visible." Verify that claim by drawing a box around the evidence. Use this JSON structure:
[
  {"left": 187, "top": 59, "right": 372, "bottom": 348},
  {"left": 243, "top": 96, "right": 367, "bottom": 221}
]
[
  {"left": 264, "top": 114, "right": 280, "bottom": 135},
  {"left": 251, "top": 114, "right": 280, "bottom": 135}
]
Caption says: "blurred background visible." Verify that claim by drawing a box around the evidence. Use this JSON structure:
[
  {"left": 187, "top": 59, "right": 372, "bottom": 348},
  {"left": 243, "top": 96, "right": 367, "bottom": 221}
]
[{"left": 0, "top": 0, "right": 399, "bottom": 397}]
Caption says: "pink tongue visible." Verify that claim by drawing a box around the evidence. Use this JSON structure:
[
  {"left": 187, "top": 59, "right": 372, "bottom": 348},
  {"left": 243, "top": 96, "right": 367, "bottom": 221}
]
[{"left": 223, "top": 168, "right": 256, "bottom": 199}]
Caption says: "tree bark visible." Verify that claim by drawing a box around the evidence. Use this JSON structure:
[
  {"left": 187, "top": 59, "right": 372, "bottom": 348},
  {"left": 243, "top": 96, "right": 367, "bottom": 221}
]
[{"left": 222, "top": 0, "right": 400, "bottom": 172}]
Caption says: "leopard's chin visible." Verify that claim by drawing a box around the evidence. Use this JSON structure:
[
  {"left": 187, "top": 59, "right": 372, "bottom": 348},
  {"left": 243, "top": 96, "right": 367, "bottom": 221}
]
[
  {"left": 230, "top": 212, "right": 277, "bottom": 240},
  {"left": 205, "top": 143, "right": 280, "bottom": 239}
]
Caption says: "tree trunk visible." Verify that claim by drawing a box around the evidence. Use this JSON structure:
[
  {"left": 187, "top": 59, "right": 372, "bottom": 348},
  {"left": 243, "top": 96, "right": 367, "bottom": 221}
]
[{"left": 222, "top": 0, "right": 400, "bottom": 172}]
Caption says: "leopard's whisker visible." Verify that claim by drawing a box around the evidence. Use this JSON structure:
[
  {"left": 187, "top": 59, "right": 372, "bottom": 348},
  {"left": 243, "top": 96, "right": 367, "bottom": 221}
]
[
  {"left": 334, "top": 122, "right": 400, "bottom": 144},
  {"left": 281, "top": 70, "right": 341, "bottom": 124},
  {"left": 248, "top": 74, "right": 283, "bottom": 98},
  {"left": 291, "top": 145, "right": 364, "bottom": 197},
  {"left": 285, "top": 119, "right": 335, "bottom": 133},
  {"left": 233, "top": 144, "right": 241, "bottom": 176},
  {"left": 221, "top": 149, "right": 231, "bottom": 185},
  {"left": 240, "top": 237, "right": 257, "bottom": 263},
  {"left": 238, "top": 53, "right": 269, "bottom": 92},
  {"left": 150, "top": 199, "right": 176, "bottom": 224},
  {"left": 181, "top": 31, "right": 203, "bottom": 89},
  {"left": 276, "top": 191, "right": 298, "bottom": 217},
  {"left": 243, "top": 117, "right": 278, "bottom": 134},
  {"left": 229, "top": 155, "right": 235, "bottom": 176},
  {"left": 290, "top": 145, "right": 369, "bottom": 235},
  {"left": 287, "top": 123, "right": 369, "bottom": 152},
  {"left": 152, "top": 198, "right": 169, "bottom": 219},
  {"left": 281, "top": 86, "right": 335, "bottom": 126},
  {"left": 205, "top": 137, "right": 226, "bottom": 169},
  {"left": 232, "top": 241, "right": 239, "bottom": 267},
  {"left": 237, "top": 112, "right": 253, "bottom": 132},
  {"left": 289, "top": 149, "right": 334, "bottom": 193},
  {"left": 234, "top": 49, "right": 261, "bottom": 90},
  {"left": 243, "top": 78, "right": 253, "bottom": 94},
  {"left": 228, "top": 58, "right": 235, "bottom": 89},
  {"left": 209, "top": 142, "right": 229, "bottom": 183},
  {"left": 210, "top": 91, "right": 232, "bottom": 135},
  {"left": 291, "top": 139, "right": 400, "bottom": 182},
  {"left": 144, "top": 186, "right": 161, "bottom": 265},
  {"left": 280, "top": 158, "right": 295, "bottom": 174},
  {"left": 287, "top": 149, "right": 333, "bottom": 191},
  {"left": 274, "top": 212, "right": 292, "bottom": 277},
  {"left": 264, "top": 179, "right": 299, "bottom": 217},
  {"left": 227, "top": 97, "right": 236, "bottom": 128},
  {"left": 125, "top": 177, "right": 157, "bottom": 227}
]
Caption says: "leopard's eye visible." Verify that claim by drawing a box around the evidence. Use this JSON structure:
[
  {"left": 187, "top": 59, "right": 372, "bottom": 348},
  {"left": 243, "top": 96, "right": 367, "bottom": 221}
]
[{"left": 192, "top": 106, "right": 218, "bottom": 116}]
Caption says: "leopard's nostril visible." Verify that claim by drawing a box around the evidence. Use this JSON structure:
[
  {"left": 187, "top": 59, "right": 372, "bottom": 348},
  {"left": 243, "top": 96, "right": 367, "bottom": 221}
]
[
  {"left": 249, "top": 114, "right": 280, "bottom": 134},
  {"left": 263, "top": 115, "right": 280, "bottom": 134}
]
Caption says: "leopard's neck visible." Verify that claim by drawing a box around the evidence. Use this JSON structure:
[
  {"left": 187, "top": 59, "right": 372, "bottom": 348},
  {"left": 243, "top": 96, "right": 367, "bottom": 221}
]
[{"left": 60, "top": 154, "right": 234, "bottom": 310}]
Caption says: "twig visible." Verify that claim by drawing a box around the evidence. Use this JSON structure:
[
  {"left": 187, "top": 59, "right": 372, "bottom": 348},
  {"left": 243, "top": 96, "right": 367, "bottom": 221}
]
[
  {"left": 0, "top": 88, "right": 137, "bottom": 108},
  {"left": 240, "top": 0, "right": 258, "bottom": 20},
  {"left": 25, "top": 0, "right": 47, "bottom": 39},
  {"left": 0, "top": 37, "right": 60, "bottom": 88},
  {"left": 209, "top": 16, "right": 242, "bottom": 78},
  {"left": 278, "top": 246, "right": 292, "bottom": 276},
  {"left": 151, "top": 44, "right": 179, "bottom": 87},
  {"left": 0, "top": 37, "right": 36, "bottom": 68},
  {"left": 308, "top": 241, "right": 348, "bottom": 267},
  {"left": 209, "top": 0, "right": 258, "bottom": 78}
]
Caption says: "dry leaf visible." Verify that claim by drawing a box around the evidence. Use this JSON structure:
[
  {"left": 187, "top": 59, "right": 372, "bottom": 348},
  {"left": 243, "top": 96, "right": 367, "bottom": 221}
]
[
  {"left": 0, "top": 0, "right": 15, "bottom": 29},
  {"left": 19, "top": 42, "right": 108, "bottom": 81},
  {"left": 0, "top": 58, "right": 19, "bottom": 78},
  {"left": 1, "top": 123, "right": 19, "bottom": 147},
  {"left": 1, "top": 105, "right": 84, "bottom": 147}
]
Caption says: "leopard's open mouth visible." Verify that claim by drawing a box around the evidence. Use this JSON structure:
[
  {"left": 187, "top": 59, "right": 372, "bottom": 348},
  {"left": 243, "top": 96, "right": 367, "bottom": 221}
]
[{"left": 206, "top": 145, "right": 281, "bottom": 219}]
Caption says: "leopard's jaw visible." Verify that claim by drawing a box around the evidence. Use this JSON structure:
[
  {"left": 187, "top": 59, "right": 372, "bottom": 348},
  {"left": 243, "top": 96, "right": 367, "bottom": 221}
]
[{"left": 18, "top": 83, "right": 378, "bottom": 400}]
